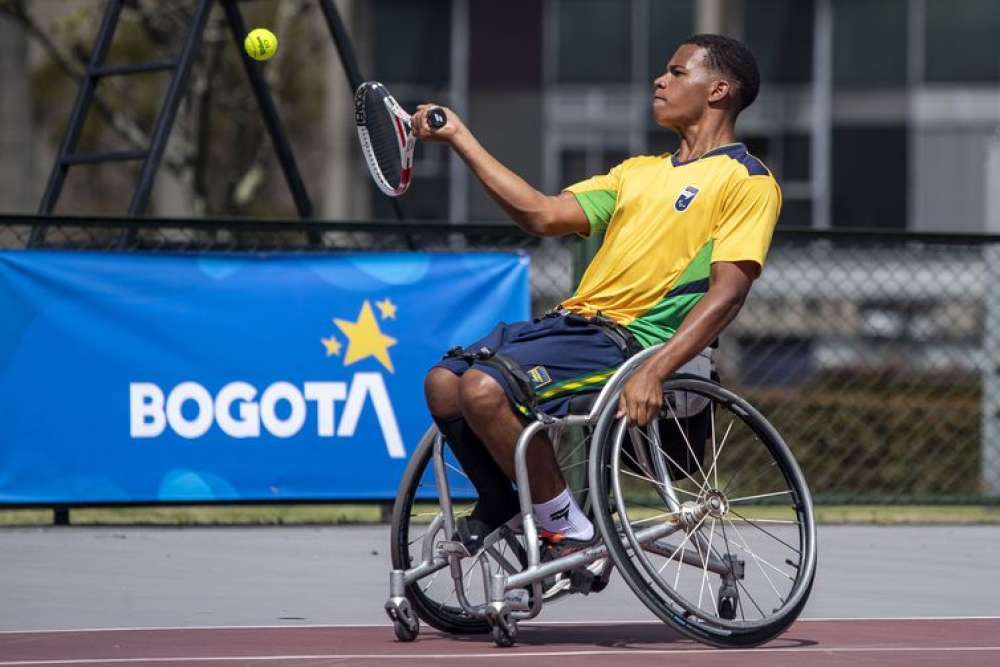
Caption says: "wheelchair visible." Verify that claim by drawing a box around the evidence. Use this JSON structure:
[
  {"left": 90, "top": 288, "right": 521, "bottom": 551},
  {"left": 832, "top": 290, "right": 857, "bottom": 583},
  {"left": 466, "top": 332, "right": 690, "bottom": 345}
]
[{"left": 384, "top": 344, "right": 817, "bottom": 648}]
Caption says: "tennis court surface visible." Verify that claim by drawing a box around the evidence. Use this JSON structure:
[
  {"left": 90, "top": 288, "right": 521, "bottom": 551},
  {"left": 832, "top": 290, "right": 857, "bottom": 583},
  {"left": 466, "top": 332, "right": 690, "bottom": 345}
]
[{"left": 2, "top": 618, "right": 999, "bottom": 666}]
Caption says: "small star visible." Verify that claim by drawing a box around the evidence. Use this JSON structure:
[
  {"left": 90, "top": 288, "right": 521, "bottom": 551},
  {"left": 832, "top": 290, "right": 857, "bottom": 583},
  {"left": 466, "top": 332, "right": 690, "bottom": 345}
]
[
  {"left": 376, "top": 298, "right": 397, "bottom": 320},
  {"left": 321, "top": 336, "right": 342, "bottom": 357}
]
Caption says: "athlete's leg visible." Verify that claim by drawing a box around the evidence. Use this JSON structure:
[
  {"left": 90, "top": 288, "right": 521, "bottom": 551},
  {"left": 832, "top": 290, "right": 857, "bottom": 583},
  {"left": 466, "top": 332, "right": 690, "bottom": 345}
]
[
  {"left": 459, "top": 369, "right": 594, "bottom": 541},
  {"left": 424, "top": 368, "right": 519, "bottom": 528},
  {"left": 458, "top": 369, "right": 564, "bottom": 503}
]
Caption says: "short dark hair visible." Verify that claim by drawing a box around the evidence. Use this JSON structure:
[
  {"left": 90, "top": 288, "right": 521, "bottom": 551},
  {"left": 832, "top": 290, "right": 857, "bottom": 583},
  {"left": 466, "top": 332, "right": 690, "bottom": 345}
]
[{"left": 681, "top": 34, "right": 760, "bottom": 114}]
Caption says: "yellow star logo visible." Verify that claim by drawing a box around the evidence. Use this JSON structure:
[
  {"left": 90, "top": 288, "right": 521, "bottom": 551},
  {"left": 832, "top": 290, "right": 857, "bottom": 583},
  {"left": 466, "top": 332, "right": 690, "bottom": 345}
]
[
  {"left": 335, "top": 300, "right": 398, "bottom": 373},
  {"left": 321, "top": 335, "right": 342, "bottom": 357},
  {"left": 376, "top": 298, "right": 397, "bottom": 320}
]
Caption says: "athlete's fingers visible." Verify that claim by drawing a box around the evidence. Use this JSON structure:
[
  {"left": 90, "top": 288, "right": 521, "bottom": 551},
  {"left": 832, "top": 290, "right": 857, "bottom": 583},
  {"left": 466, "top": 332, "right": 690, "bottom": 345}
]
[{"left": 637, "top": 399, "right": 651, "bottom": 428}]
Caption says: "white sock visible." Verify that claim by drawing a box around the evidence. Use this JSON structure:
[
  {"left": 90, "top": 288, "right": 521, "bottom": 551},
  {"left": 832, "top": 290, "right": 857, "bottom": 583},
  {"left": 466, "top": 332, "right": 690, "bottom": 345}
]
[{"left": 533, "top": 487, "right": 594, "bottom": 541}]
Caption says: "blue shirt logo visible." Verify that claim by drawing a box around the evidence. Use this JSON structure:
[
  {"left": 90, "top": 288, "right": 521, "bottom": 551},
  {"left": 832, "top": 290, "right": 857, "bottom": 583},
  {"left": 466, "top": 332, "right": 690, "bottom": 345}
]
[{"left": 674, "top": 185, "right": 700, "bottom": 212}]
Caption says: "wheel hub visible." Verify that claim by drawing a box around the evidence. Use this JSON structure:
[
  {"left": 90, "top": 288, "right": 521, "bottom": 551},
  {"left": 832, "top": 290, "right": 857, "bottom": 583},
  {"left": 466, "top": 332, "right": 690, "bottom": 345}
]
[{"left": 702, "top": 489, "right": 729, "bottom": 518}]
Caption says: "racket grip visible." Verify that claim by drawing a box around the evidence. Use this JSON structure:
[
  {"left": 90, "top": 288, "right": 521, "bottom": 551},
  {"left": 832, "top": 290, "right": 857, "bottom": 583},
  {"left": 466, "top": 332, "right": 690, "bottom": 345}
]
[{"left": 427, "top": 108, "right": 447, "bottom": 129}]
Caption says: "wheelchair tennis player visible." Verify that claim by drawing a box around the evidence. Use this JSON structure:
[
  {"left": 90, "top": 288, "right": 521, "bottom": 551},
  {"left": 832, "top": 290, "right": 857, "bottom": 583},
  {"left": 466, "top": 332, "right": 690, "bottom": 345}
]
[
  {"left": 413, "top": 33, "right": 780, "bottom": 560},
  {"left": 387, "top": 33, "right": 818, "bottom": 648}
]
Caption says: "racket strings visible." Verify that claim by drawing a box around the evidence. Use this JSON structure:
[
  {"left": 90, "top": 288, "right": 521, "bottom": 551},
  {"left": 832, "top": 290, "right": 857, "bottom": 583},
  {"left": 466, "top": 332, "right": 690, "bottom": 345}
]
[{"left": 359, "top": 89, "right": 406, "bottom": 189}]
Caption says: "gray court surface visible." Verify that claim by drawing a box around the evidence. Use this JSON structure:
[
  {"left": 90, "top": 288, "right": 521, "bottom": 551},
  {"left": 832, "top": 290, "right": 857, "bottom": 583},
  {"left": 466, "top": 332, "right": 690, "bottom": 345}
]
[{"left": 0, "top": 525, "right": 997, "bottom": 631}]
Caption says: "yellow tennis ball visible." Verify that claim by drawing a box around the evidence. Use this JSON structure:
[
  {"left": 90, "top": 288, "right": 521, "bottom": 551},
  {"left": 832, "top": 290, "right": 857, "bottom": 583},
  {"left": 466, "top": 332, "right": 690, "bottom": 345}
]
[{"left": 244, "top": 28, "right": 277, "bottom": 61}]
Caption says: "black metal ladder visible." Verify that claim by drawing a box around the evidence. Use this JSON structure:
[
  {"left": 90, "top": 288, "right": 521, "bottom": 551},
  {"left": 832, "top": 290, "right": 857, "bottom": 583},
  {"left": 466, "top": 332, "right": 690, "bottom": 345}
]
[{"left": 31, "top": 0, "right": 320, "bottom": 246}]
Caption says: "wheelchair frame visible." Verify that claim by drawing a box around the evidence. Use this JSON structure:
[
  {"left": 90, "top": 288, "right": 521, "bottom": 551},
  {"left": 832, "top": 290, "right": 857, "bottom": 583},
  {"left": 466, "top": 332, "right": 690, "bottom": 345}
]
[{"left": 385, "top": 343, "right": 816, "bottom": 647}]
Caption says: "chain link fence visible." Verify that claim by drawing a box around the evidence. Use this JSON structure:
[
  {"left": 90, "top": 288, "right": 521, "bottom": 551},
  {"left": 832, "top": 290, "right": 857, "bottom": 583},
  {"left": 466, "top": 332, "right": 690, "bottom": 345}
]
[{"left": 2, "top": 215, "right": 996, "bottom": 504}]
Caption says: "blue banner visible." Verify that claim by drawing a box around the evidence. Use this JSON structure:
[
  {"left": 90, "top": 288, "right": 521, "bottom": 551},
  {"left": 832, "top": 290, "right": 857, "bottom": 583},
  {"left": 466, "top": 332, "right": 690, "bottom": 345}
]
[{"left": 0, "top": 250, "right": 529, "bottom": 504}]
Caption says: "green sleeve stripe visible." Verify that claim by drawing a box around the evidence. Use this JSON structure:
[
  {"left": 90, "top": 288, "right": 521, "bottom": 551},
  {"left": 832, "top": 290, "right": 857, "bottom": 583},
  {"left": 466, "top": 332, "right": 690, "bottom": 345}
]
[{"left": 573, "top": 190, "right": 617, "bottom": 235}]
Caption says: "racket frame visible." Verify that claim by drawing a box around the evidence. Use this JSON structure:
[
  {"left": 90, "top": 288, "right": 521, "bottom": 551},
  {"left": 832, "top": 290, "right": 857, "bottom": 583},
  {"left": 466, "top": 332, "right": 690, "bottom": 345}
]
[{"left": 355, "top": 82, "right": 415, "bottom": 197}]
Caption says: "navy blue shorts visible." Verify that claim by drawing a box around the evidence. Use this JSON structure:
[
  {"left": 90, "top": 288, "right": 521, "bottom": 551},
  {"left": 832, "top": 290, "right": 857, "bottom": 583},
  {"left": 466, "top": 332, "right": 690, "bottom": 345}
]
[{"left": 434, "top": 313, "right": 626, "bottom": 416}]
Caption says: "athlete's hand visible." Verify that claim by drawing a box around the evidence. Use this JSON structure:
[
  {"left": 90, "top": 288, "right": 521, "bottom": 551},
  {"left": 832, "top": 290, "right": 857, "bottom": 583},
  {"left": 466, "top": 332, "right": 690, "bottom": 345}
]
[
  {"left": 617, "top": 365, "right": 665, "bottom": 427},
  {"left": 413, "top": 104, "right": 465, "bottom": 143}
]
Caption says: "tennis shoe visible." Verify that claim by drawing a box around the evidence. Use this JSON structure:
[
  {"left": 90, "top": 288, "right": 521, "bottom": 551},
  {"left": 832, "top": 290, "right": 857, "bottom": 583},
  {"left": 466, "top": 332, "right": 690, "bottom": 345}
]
[{"left": 538, "top": 528, "right": 599, "bottom": 560}]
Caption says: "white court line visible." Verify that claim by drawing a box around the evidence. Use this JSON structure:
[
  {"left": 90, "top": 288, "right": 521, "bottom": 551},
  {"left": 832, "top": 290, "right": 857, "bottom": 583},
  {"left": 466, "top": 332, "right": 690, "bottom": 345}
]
[
  {"left": 1, "top": 645, "right": 1000, "bottom": 666},
  {"left": 5, "top": 615, "right": 1000, "bottom": 636},
  {"left": 2, "top": 616, "right": 1000, "bottom": 635}
]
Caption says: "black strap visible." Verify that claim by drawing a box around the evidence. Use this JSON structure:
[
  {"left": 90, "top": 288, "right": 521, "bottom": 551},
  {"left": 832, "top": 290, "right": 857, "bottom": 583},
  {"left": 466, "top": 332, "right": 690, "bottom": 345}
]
[
  {"left": 442, "top": 345, "right": 541, "bottom": 417},
  {"left": 476, "top": 351, "right": 539, "bottom": 415},
  {"left": 588, "top": 313, "right": 644, "bottom": 358}
]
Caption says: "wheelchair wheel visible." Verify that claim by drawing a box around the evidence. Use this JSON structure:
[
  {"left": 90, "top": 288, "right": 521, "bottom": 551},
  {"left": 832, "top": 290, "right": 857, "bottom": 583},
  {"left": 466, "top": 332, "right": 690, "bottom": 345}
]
[
  {"left": 391, "top": 427, "right": 538, "bottom": 635},
  {"left": 590, "top": 377, "right": 817, "bottom": 647}
]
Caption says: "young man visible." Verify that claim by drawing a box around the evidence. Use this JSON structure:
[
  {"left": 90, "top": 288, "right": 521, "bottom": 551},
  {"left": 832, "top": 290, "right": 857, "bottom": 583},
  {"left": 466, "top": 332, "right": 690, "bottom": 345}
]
[{"left": 414, "top": 34, "right": 781, "bottom": 554}]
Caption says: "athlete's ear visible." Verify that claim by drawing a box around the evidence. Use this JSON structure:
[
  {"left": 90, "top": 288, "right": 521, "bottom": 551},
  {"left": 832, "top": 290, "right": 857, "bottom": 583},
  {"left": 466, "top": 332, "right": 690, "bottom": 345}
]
[{"left": 707, "top": 78, "right": 731, "bottom": 105}]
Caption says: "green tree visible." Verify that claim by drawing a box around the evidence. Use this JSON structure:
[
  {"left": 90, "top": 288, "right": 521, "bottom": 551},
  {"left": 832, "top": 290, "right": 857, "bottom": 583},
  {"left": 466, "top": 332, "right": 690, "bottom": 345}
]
[{"left": 0, "top": 0, "right": 327, "bottom": 217}]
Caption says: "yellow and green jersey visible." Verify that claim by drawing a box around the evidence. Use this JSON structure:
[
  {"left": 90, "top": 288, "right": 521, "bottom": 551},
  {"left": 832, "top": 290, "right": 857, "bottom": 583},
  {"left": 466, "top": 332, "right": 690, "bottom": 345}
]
[{"left": 562, "top": 142, "right": 782, "bottom": 348}]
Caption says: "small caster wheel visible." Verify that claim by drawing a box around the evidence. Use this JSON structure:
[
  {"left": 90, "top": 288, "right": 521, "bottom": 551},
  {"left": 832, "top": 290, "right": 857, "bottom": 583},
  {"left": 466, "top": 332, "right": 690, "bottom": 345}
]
[
  {"left": 490, "top": 612, "right": 517, "bottom": 647},
  {"left": 718, "top": 595, "right": 737, "bottom": 620},
  {"left": 393, "top": 615, "right": 419, "bottom": 642},
  {"left": 491, "top": 622, "right": 516, "bottom": 647}
]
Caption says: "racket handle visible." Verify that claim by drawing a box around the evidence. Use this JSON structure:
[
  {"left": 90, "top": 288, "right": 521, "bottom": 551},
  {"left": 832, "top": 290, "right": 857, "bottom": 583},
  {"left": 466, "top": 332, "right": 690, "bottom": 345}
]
[{"left": 427, "top": 107, "right": 447, "bottom": 129}]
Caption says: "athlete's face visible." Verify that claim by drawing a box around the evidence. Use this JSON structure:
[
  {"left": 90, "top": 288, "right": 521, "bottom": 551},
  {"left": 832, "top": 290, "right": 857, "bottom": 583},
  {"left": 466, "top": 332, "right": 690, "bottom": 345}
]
[{"left": 651, "top": 44, "right": 731, "bottom": 128}]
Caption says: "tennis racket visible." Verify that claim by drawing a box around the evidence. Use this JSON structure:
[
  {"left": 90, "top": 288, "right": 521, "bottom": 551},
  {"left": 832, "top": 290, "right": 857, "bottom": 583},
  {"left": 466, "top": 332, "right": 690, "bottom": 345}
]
[{"left": 354, "top": 81, "right": 447, "bottom": 197}]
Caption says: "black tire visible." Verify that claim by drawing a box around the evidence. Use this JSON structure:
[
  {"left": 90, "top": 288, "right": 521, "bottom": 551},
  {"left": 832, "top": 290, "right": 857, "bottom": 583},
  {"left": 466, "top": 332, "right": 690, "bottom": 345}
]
[
  {"left": 389, "top": 427, "right": 491, "bottom": 634},
  {"left": 392, "top": 617, "right": 419, "bottom": 642},
  {"left": 589, "top": 377, "right": 817, "bottom": 647}
]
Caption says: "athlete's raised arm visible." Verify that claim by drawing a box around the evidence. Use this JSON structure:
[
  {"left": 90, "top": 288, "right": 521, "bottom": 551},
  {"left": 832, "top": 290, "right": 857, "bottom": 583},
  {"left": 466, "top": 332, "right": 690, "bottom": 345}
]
[{"left": 412, "top": 105, "right": 588, "bottom": 238}]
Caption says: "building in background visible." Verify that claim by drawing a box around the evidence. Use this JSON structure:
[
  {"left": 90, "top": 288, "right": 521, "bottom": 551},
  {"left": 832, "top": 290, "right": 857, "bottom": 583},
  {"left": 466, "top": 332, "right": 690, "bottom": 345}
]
[
  {"left": 367, "top": 0, "right": 1000, "bottom": 233},
  {"left": 2, "top": 0, "right": 999, "bottom": 232},
  {"left": 0, "top": 14, "right": 34, "bottom": 213}
]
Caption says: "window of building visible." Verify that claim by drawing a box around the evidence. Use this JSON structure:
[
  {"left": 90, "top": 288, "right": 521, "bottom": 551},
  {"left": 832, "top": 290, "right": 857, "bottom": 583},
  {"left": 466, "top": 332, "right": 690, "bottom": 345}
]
[
  {"left": 374, "top": 0, "right": 451, "bottom": 85},
  {"left": 832, "top": 125, "right": 907, "bottom": 229},
  {"left": 742, "top": 0, "right": 814, "bottom": 84},
  {"left": 744, "top": 134, "right": 811, "bottom": 227},
  {"left": 647, "top": 1, "right": 696, "bottom": 82},
  {"left": 925, "top": 0, "right": 1000, "bottom": 83},
  {"left": 778, "top": 199, "right": 812, "bottom": 228},
  {"left": 559, "top": 148, "right": 631, "bottom": 186},
  {"left": 833, "top": 0, "right": 907, "bottom": 88},
  {"left": 556, "top": 0, "right": 631, "bottom": 83}
]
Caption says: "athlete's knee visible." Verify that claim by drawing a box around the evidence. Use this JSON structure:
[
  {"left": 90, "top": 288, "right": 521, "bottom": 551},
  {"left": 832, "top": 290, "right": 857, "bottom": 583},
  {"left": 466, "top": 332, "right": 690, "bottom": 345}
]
[
  {"left": 425, "top": 367, "right": 461, "bottom": 419},
  {"left": 459, "top": 369, "right": 508, "bottom": 418}
]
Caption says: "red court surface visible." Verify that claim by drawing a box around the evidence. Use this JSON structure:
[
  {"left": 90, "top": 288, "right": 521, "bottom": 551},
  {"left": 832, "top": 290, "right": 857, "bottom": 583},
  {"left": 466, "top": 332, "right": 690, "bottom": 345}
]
[{"left": 1, "top": 618, "right": 998, "bottom": 666}]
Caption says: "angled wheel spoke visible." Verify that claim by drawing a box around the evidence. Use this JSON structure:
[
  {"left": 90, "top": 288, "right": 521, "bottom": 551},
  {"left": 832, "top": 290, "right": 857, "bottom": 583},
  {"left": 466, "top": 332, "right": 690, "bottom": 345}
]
[
  {"left": 560, "top": 458, "right": 589, "bottom": 472},
  {"left": 444, "top": 461, "right": 471, "bottom": 480},
  {"left": 629, "top": 510, "right": 678, "bottom": 527},
  {"left": 634, "top": 426, "right": 708, "bottom": 492},
  {"left": 665, "top": 400, "right": 711, "bottom": 488},
  {"left": 656, "top": 513, "right": 709, "bottom": 578},
  {"left": 620, "top": 447, "right": 701, "bottom": 499},
  {"left": 557, "top": 435, "right": 589, "bottom": 468},
  {"left": 619, "top": 466, "right": 700, "bottom": 498},
  {"left": 736, "top": 576, "right": 766, "bottom": 618},
  {"left": 728, "top": 508, "right": 801, "bottom": 554},
  {"left": 723, "top": 459, "right": 778, "bottom": 497},
  {"left": 703, "top": 418, "right": 734, "bottom": 492},
  {"left": 731, "top": 516, "right": 799, "bottom": 525},
  {"left": 729, "top": 521, "right": 795, "bottom": 592},
  {"left": 728, "top": 490, "right": 793, "bottom": 504},
  {"left": 696, "top": 518, "right": 719, "bottom": 614}
]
